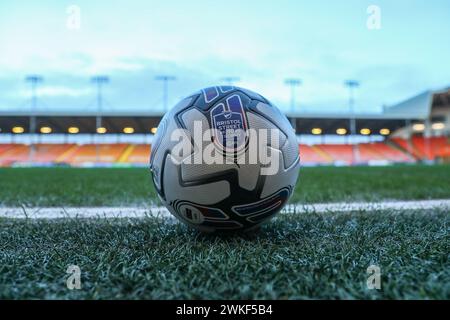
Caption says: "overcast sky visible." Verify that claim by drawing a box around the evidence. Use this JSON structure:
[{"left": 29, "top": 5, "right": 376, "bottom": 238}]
[{"left": 0, "top": 0, "right": 449, "bottom": 114}]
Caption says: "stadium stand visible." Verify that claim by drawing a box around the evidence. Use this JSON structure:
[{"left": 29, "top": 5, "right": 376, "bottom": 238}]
[
  {"left": 0, "top": 140, "right": 446, "bottom": 166},
  {"left": 412, "top": 136, "right": 448, "bottom": 160},
  {"left": 435, "top": 144, "right": 450, "bottom": 160},
  {"left": 34, "top": 144, "right": 76, "bottom": 163},
  {"left": 0, "top": 88, "right": 450, "bottom": 166},
  {"left": 0, "top": 144, "right": 77, "bottom": 165},
  {"left": 0, "top": 141, "right": 422, "bottom": 166},
  {"left": 2, "top": 138, "right": 449, "bottom": 166},
  {"left": 358, "top": 143, "right": 386, "bottom": 162},
  {"left": 0, "top": 86, "right": 447, "bottom": 166},
  {"left": 0, "top": 144, "right": 29, "bottom": 166},
  {"left": 391, "top": 137, "right": 424, "bottom": 159},
  {"left": 0, "top": 144, "right": 14, "bottom": 157},
  {"left": 315, "top": 144, "right": 354, "bottom": 165},
  {"left": 0, "top": 88, "right": 447, "bottom": 166},
  {"left": 119, "top": 144, "right": 151, "bottom": 164},
  {"left": 299, "top": 144, "right": 332, "bottom": 165},
  {"left": 57, "top": 144, "right": 129, "bottom": 164},
  {"left": 365, "top": 142, "right": 413, "bottom": 162},
  {"left": 391, "top": 137, "right": 449, "bottom": 160}
]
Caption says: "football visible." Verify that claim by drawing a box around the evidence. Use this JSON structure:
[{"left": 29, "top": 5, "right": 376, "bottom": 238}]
[{"left": 150, "top": 86, "right": 300, "bottom": 232}]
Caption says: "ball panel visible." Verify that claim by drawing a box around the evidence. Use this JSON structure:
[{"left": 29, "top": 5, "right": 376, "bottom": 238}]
[
  {"left": 235, "top": 87, "right": 268, "bottom": 103},
  {"left": 179, "top": 108, "right": 210, "bottom": 137},
  {"left": 163, "top": 154, "right": 231, "bottom": 205},
  {"left": 246, "top": 112, "right": 287, "bottom": 148},
  {"left": 171, "top": 200, "right": 244, "bottom": 232},
  {"left": 282, "top": 139, "right": 301, "bottom": 169},
  {"left": 235, "top": 162, "right": 260, "bottom": 191},
  {"left": 260, "top": 147, "right": 300, "bottom": 198},
  {"left": 150, "top": 96, "right": 195, "bottom": 195},
  {"left": 254, "top": 102, "right": 296, "bottom": 138},
  {"left": 252, "top": 102, "right": 299, "bottom": 168},
  {"left": 231, "top": 187, "right": 291, "bottom": 223},
  {"left": 181, "top": 161, "right": 238, "bottom": 183}
]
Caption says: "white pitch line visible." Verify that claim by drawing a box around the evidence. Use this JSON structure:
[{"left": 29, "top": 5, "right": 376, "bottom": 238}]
[
  {"left": 0, "top": 199, "right": 449, "bottom": 219},
  {"left": 284, "top": 199, "right": 450, "bottom": 213}
]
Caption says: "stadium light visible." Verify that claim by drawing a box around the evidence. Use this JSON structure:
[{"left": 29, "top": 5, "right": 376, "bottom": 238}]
[
  {"left": 40, "top": 127, "right": 52, "bottom": 134},
  {"left": 123, "top": 127, "right": 134, "bottom": 134},
  {"left": 91, "top": 76, "right": 110, "bottom": 163},
  {"left": 413, "top": 123, "right": 425, "bottom": 132},
  {"left": 379, "top": 128, "right": 390, "bottom": 135},
  {"left": 360, "top": 128, "right": 371, "bottom": 135},
  {"left": 151, "top": 127, "right": 158, "bottom": 134},
  {"left": 155, "top": 75, "right": 176, "bottom": 111},
  {"left": 12, "top": 126, "right": 24, "bottom": 134},
  {"left": 336, "top": 128, "right": 347, "bottom": 135},
  {"left": 344, "top": 80, "right": 361, "bottom": 164},
  {"left": 311, "top": 128, "right": 322, "bottom": 135},
  {"left": 91, "top": 75, "right": 110, "bottom": 123},
  {"left": 344, "top": 80, "right": 360, "bottom": 117},
  {"left": 25, "top": 76, "right": 43, "bottom": 119},
  {"left": 432, "top": 122, "right": 445, "bottom": 130},
  {"left": 68, "top": 127, "right": 79, "bottom": 134},
  {"left": 25, "top": 75, "right": 44, "bottom": 163},
  {"left": 284, "top": 78, "right": 302, "bottom": 113},
  {"left": 97, "top": 127, "right": 107, "bottom": 134}
]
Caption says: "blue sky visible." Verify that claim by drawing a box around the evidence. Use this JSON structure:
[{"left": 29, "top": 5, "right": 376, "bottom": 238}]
[{"left": 0, "top": 0, "right": 449, "bottom": 114}]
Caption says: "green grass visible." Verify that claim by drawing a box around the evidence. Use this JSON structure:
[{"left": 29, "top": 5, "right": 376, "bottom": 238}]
[
  {"left": 0, "top": 165, "right": 448, "bottom": 299},
  {"left": 0, "top": 210, "right": 448, "bottom": 299},
  {"left": 0, "top": 164, "right": 449, "bottom": 206}
]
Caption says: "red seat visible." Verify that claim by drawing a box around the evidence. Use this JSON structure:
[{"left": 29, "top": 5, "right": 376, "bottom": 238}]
[
  {"left": 61, "top": 144, "right": 129, "bottom": 164},
  {"left": 299, "top": 144, "right": 332, "bottom": 164},
  {"left": 412, "top": 136, "right": 449, "bottom": 160},
  {"left": 316, "top": 144, "right": 354, "bottom": 164},
  {"left": 360, "top": 143, "right": 412, "bottom": 162},
  {"left": 122, "top": 144, "right": 151, "bottom": 164}
]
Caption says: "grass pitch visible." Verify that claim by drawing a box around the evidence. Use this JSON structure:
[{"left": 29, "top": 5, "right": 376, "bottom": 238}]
[
  {"left": 0, "top": 164, "right": 449, "bottom": 299},
  {"left": 0, "top": 164, "right": 449, "bottom": 206},
  {"left": 0, "top": 210, "right": 448, "bottom": 299}
]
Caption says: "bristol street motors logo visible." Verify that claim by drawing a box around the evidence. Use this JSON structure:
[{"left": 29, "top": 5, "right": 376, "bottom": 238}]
[{"left": 210, "top": 94, "right": 248, "bottom": 154}]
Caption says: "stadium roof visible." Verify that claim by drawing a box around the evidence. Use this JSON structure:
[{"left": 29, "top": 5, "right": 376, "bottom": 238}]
[
  {"left": 1, "top": 87, "right": 448, "bottom": 120},
  {"left": 383, "top": 87, "right": 450, "bottom": 119},
  {"left": 383, "top": 90, "right": 433, "bottom": 118},
  {"left": 0, "top": 88, "right": 448, "bottom": 135},
  {"left": 287, "top": 86, "right": 450, "bottom": 120}
]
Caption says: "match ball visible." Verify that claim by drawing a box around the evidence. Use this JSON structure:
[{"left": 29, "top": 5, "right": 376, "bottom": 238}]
[{"left": 150, "top": 86, "right": 300, "bottom": 232}]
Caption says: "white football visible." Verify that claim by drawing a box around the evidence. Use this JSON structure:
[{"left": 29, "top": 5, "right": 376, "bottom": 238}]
[{"left": 150, "top": 86, "right": 300, "bottom": 232}]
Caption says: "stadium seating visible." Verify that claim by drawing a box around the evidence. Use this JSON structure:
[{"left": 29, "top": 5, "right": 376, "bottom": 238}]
[
  {"left": 0, "top": 144, "right": 30, "bottom": 166},
  {"left": 435, "top": 145, "right": 450, "bottom": 159},
  {"left": 298, "top": 144, "right": 332, "bottom": 165},
  {"left": 392, "top": 137, "right": 449, "bottom": 160},
  {"left": 0, "top": 138, "right": 447, "bottom": 166},
  {"left": 315, "top": 144, "right": 354, "bottom": 164},
  {"left": 34, "top": 144, "right": 76, "bottom": 163},
  {"left": 391, "top": 138, "right": 423, "bottom": 159},
  {"left": 0, "top": 144, "right": 13, "bottom": 153},
  {"left": 358, "top": 143, "right": 385, "bottom": 162},
  {"left": 0, "top": 144, "right": 78, "bottom": 165},
  {"left": 412, "top": 136, "right": 448, "bottom": 160},
  {"left": 119, "top": 144, "right": 151, "bottom": 164},
  {"left": 359, "top": 143, "right": 412, "bottom": 162},
  {"left": 58, "top": 144, "right": 129, "bottom": 164}
]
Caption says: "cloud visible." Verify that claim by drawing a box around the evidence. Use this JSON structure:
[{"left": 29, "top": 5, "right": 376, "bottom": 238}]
[{"left": 0, "top": 0, "right": 449, "bottom": 114}]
